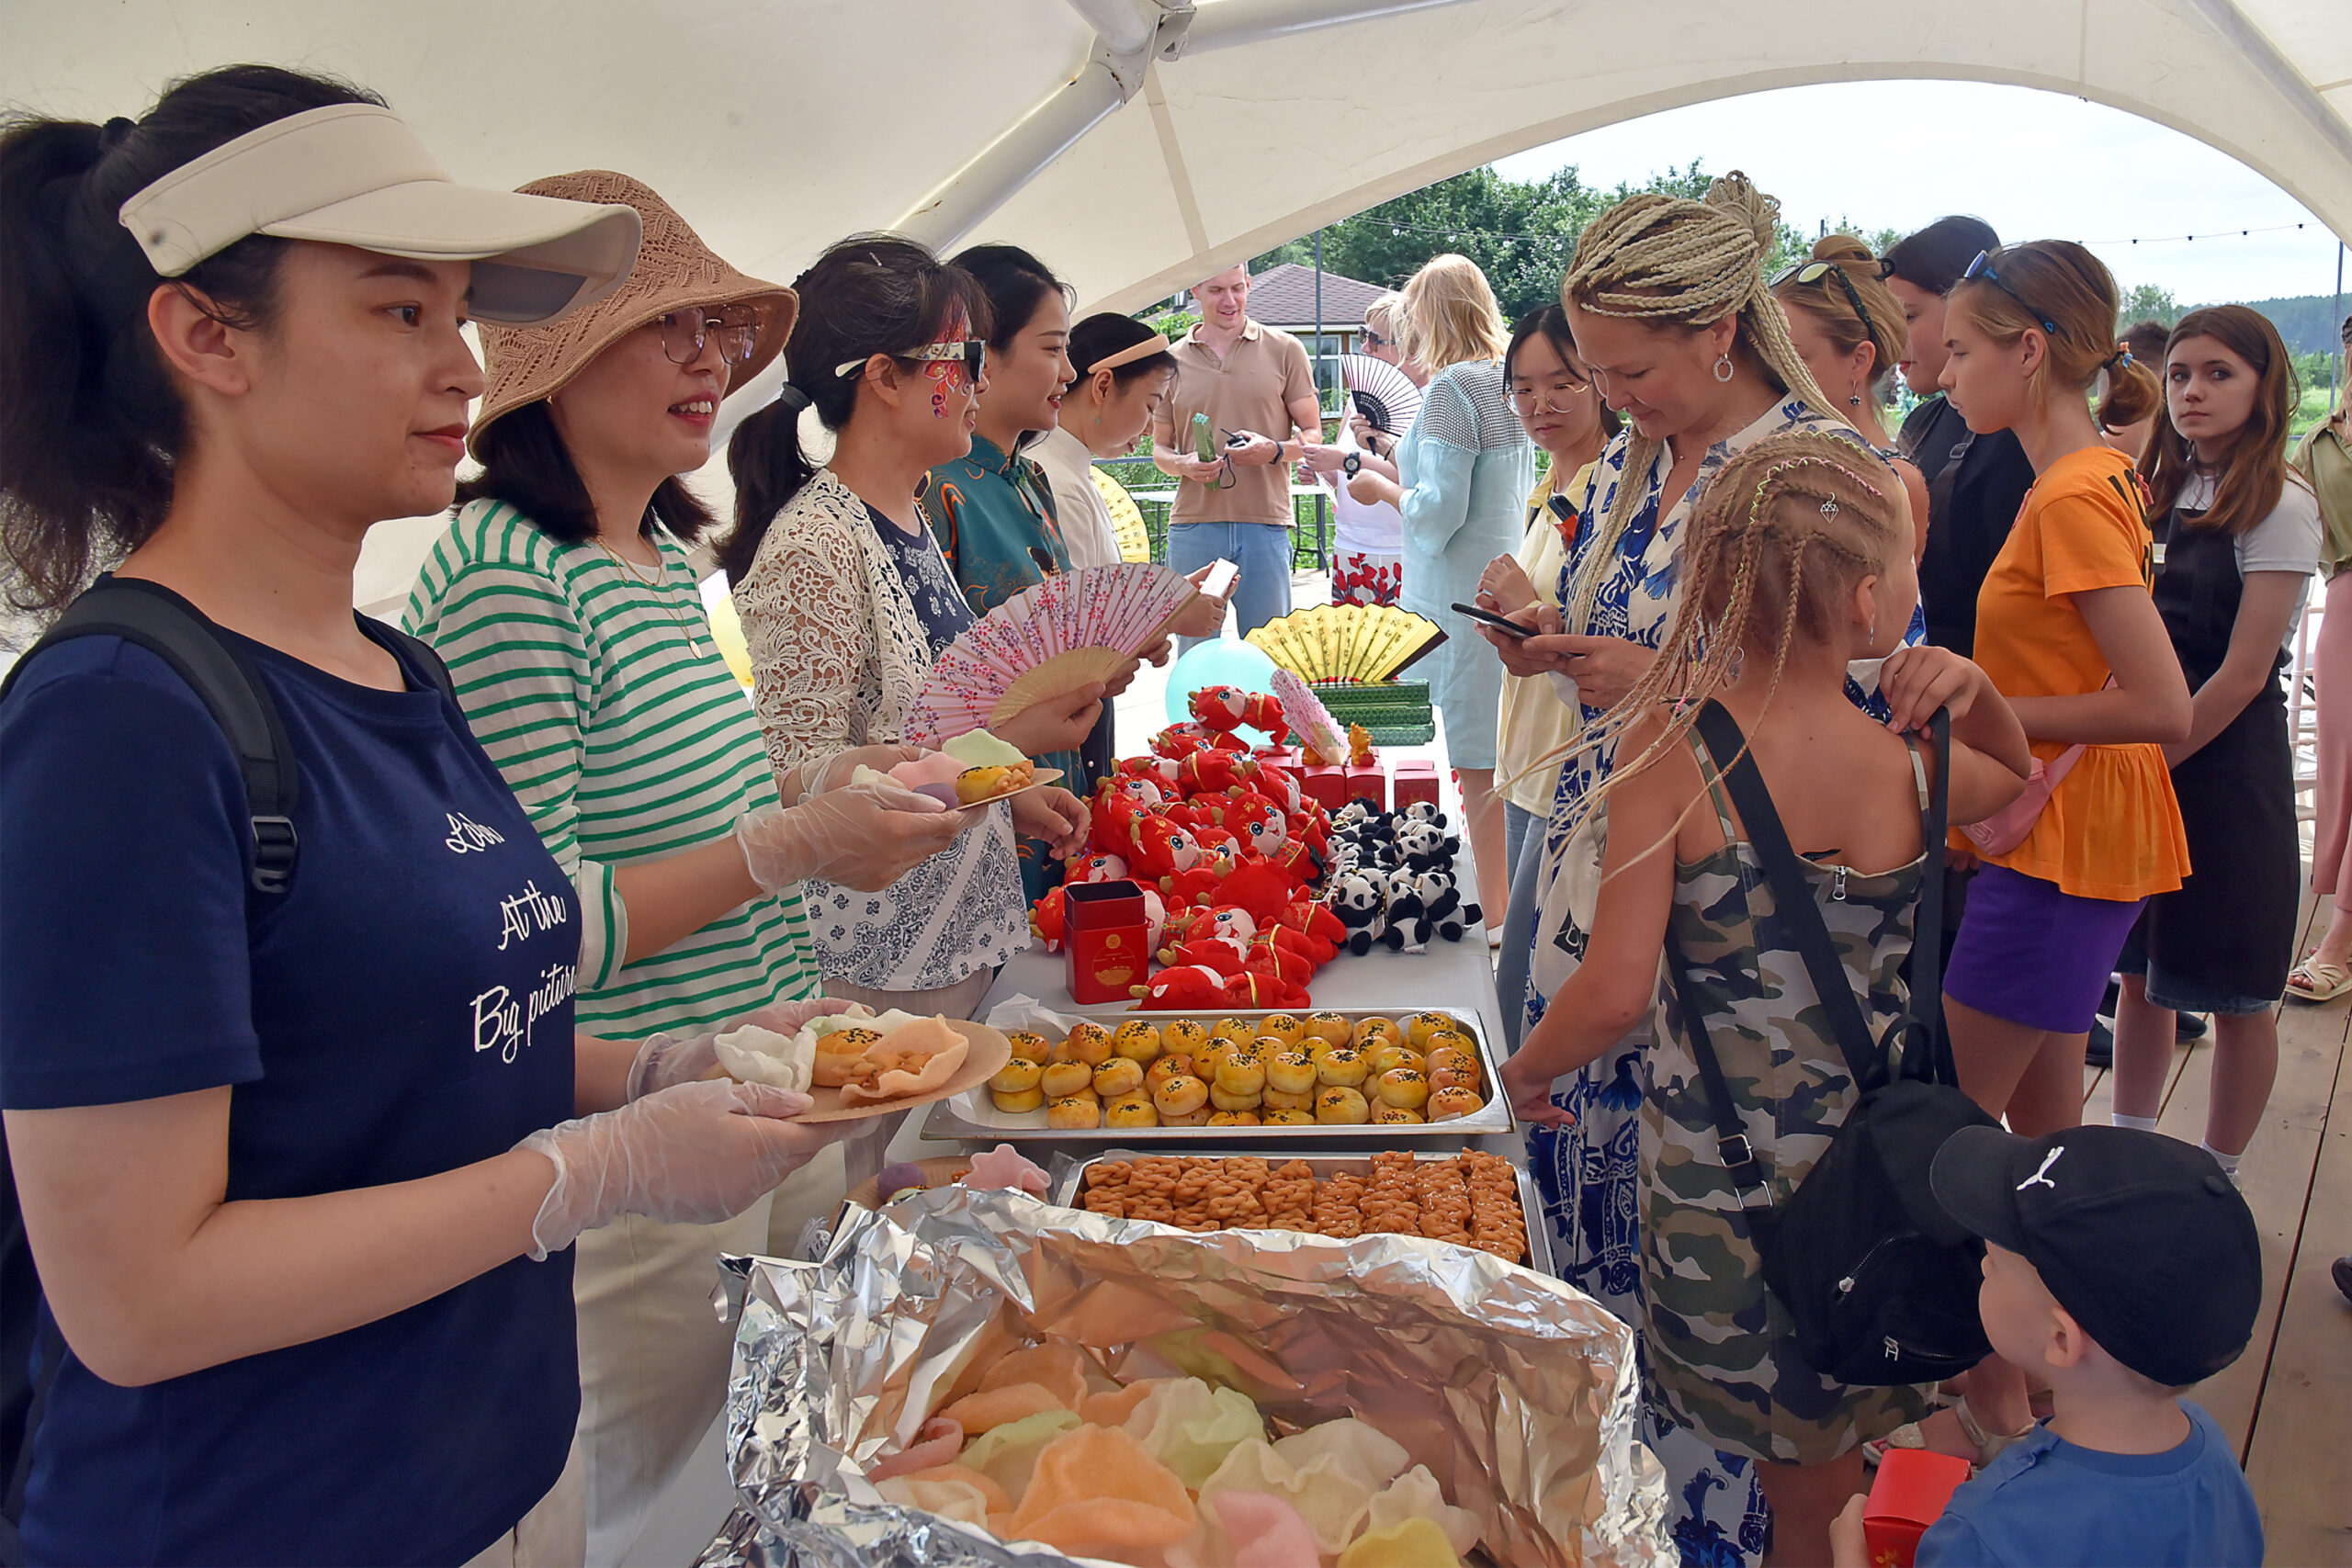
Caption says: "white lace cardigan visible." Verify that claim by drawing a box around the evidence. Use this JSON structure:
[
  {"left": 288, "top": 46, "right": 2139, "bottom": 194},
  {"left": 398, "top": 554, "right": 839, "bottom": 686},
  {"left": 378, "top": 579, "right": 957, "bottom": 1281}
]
[
  {"left": 731, "top": 468, "right": 1029, "bottom": 992},
  {"left": 733, "top": 467, "right": 933, "bottom": 775}
]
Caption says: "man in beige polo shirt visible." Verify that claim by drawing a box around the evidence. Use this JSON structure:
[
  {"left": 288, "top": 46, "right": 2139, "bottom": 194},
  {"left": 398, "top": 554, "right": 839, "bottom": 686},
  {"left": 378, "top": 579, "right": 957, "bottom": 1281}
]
[{"left": 1150, "top": 263, "right": 1329, "bottom": 647}]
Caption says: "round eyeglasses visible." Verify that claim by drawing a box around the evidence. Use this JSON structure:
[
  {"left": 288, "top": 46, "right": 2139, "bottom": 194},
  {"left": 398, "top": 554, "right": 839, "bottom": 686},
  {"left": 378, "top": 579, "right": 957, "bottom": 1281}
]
[{"left": 657, "top": 306, "right": 762, "bottom": 367}]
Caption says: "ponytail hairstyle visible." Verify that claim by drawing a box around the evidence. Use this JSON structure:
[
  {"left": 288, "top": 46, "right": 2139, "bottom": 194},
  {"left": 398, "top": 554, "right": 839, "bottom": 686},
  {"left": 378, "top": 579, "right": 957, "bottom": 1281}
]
[
  {"left": 2098, "top": 318, "right": 2175, "bottom": 432},
  {"left": 1068, "top": 311, "right": 1177, "bottom": 389},
  {"left": 1537, "top": 431, "right": 1911, "bottom": 840},
  {"left": 1947, "top": 239, "right": 2161, "bottom": 428},
  {"left": 1883, "top": 215, "right": 1999, "bottom": 297},
  {"left": 1558, "top": 171, "right": 1843, "bottom": 637},
  {"left": 0, "top": 65, "right": 383, "bottom": 615},
  {"left": 721, "top": 234, "right": 988, "bottom": 582},
  {"left": 2140, "top": 305, "right": 2301, "bottom": 538},
  {"left": 1771, "top": 234, "right": 1910, "bottom": 407},
  {"left": 1502, "top": 305, "right": 1622, "bottom": 440}
]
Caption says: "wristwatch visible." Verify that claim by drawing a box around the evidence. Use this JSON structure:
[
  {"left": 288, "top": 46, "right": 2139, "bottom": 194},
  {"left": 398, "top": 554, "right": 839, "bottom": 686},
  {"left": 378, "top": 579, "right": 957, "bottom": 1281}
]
[{"left": 1342, "top": 451, "right": 1363, "bottom": 478}]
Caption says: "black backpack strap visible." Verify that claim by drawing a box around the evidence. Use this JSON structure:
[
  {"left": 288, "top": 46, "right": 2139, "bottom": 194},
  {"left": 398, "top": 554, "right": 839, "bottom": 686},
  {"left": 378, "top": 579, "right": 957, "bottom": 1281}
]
[
  {"left": 1907, "top": 711, "right": 1954, "bottom": 1085},
  {"left": 0, "top": 580, "right": 299, "bottom": 896},
  {"left": 1688, "top": 701, "right": 1885, "bottom": 1091},
  {"left": 1662, "top": 932, "right": 1781, "bottom": 1247},
  {"left": 369, "top": 622, "right": 458, "bottom": 705}
]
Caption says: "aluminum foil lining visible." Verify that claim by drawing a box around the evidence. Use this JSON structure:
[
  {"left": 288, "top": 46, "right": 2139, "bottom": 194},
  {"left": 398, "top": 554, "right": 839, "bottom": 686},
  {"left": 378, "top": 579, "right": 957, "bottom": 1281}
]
[{"left": 697, "top": 1185, "right": 1668, "bottom": 1567}]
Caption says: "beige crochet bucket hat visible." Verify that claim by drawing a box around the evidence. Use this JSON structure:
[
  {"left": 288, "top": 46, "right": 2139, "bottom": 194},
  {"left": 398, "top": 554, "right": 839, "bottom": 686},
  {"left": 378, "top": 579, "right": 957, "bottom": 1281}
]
[{"left": 469, "top": 170, "right": 796, "bottom": 456}]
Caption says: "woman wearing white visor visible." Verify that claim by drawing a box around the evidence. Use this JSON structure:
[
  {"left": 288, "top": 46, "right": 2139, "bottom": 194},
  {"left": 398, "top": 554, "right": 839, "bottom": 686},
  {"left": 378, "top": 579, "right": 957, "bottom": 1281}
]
[{"left": 0, "top": 66, "right": 847, "bottom": 1565}]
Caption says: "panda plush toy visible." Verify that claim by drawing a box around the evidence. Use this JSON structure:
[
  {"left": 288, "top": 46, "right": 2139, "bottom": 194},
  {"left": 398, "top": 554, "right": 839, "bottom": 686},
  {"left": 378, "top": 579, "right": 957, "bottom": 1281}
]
[
  {"left": 1328, "top": 870, "right": 1389, "bottom": 956},
  {"left": 1381, "top": 866, "right": 1433, "bottom": 953},
  {"left": 1412, "top": 869, "right": 1480, "bottom": 943},
  {"left": 1394, "top": 818, "right": 1454, "bottom": 874}
]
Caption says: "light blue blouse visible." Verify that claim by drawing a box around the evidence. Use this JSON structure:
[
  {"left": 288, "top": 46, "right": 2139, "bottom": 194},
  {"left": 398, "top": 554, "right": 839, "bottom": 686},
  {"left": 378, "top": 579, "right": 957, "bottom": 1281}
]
[{"left": 1396, "top": 358, "right": 1535, "bottom": 770}]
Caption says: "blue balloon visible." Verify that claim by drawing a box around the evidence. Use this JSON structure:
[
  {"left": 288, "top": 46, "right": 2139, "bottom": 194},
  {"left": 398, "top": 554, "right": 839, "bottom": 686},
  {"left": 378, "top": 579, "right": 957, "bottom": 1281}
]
[{"left": 1163, "top": 637, "right": 1281, "bottom": 730}]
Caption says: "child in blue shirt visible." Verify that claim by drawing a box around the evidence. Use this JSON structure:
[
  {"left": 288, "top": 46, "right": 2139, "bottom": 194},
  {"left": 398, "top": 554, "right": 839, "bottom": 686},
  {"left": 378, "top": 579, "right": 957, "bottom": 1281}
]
[{"left": 1832, "top": 1125, "right": 2265, "bottom": 1567}]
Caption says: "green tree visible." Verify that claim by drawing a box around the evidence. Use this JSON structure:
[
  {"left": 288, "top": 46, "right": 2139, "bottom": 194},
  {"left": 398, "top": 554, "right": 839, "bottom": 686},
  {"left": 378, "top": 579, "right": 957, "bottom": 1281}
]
[{"left": 2118, "top": 283, "right": 2181, "bottom": 331}]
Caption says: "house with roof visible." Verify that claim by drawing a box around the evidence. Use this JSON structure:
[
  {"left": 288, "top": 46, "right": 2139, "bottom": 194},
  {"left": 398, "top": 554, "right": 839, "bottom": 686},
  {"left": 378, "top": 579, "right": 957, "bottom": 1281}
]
[{"left": 1237, "top": 263, "right": 1394, "bottom": 374}]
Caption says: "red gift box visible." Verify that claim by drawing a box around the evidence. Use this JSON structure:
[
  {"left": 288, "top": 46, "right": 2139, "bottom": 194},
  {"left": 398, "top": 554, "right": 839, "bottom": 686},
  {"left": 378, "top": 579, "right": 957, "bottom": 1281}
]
[
  {"left": 1344, "top": 761, "right": 1386, "bottom": 808},
  {"left": 1301, "top": 763, "right": 1348, "bottom": 811},
  {"left": 1063, "top": 879, "right": 1149, "bottom": 1004},
  {"left": 1393, "top": 760, "right": 1440, "bottom": 810},
  {"left": 1863, "top": 1449, "right": 1971, "bottom": 1567},
  {"left": 1253, "top": 744, "right": 1300, "bottom": 771}
]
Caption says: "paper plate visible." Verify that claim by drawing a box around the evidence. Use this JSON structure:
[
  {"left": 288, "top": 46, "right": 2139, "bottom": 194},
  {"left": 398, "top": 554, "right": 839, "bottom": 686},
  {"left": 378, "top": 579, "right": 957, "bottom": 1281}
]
[
  {"left": 841, "top": 1156, "right": 974, "bottom": 1211},
  {"left": 794, "top": 1019, "right": 1014, "bottom": 1123},
  {"left": 955, "top": 765, "right": 1064, "bottom": 809}
]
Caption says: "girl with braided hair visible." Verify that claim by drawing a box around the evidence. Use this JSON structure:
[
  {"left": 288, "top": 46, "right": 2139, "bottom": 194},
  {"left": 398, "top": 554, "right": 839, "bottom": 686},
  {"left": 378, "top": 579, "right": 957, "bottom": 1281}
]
[
  {"left": 1475, "top": 169, "right": 1920, "bottom": 1567},
  {"left": 1501, "top": 431, "right": 2030, "bottom": 1565}
]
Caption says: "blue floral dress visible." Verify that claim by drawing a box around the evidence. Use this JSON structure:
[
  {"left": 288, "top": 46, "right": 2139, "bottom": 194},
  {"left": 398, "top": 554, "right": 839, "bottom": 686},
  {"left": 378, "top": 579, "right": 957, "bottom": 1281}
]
[{"left": 1511, "top": 397, "right": 1920, "bottom": 1567}]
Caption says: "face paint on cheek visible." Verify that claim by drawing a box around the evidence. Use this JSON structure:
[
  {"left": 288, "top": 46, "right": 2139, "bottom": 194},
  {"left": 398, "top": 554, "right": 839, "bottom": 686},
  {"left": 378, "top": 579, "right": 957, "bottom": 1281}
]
[{"left": 923, "top": 305, "right": 973, "bottom": 420}]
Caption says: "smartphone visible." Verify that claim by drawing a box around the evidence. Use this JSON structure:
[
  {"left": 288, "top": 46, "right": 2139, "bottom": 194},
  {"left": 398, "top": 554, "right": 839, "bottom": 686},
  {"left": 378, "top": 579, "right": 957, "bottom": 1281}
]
[
  {"left": 1451, "top": 602, "right": 1537, "bottom": 639},
  {"left": 1190, "top": 411, "right": 1216, "bottom": 463},
  {"left": 1198, "top": 558, "right": 1240, "bottom": 600}
]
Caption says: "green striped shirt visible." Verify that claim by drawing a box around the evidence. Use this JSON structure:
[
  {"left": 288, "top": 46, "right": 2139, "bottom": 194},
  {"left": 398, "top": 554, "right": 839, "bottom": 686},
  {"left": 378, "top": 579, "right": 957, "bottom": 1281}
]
[{"left": 402, "top": 499, "right": 819, "bottom": 1035}]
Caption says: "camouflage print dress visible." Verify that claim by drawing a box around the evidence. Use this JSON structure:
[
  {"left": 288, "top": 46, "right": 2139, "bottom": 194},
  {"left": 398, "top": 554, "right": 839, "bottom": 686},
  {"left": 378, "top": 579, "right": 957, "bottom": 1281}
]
[{"left": 1641, "top": 733, "right": 1939, "bottom": 1466}]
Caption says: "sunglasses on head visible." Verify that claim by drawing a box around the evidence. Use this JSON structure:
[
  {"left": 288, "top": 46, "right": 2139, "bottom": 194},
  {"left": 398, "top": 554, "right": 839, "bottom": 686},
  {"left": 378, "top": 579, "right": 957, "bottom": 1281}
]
[
  {"left": 1961, "top": 250, "right": 2060, "bottom": 337},
  {"left": 656, "top": 305, "right": 762, "bottom": 367},
  {"left": 1771, "top": 261, "right": 1883, "bottom": 352},
  {"left": 834, "top": 339, "right": 988, "bottom": 384}
]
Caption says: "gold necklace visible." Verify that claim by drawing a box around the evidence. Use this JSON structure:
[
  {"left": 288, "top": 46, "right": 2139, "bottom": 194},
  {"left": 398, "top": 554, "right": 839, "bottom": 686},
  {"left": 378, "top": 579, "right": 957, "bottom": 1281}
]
[{"left": 594, "top": 536, "right": 700, "bottom": 642}]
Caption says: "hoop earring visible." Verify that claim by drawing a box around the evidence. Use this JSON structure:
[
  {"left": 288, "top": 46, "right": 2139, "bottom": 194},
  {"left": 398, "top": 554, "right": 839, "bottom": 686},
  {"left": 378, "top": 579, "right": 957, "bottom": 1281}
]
[{"left": 1713, "top": 355, "right": 1735, "bottom": 383}]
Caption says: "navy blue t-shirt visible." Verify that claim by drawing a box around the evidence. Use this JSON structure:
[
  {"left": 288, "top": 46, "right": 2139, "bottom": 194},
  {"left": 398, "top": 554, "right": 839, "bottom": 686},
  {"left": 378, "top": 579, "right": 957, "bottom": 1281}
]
[
  {"left": 0, "top": 611, "right": 581, "bottom": 1566},
  {"left": 1918, "top": 1402, "right": 2262, "bottom": 1567}
]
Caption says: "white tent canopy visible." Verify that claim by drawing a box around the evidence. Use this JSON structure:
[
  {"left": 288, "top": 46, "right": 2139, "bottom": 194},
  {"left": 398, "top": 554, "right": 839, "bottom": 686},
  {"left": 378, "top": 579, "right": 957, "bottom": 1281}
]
[{"left": 7, "top": 0, "right": 2349, "bottom": 606}]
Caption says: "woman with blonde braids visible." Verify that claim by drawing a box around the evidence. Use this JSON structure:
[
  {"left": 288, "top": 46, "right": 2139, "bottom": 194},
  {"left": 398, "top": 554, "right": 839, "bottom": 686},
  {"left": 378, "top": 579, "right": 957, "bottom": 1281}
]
[{"left": 1501, "top": 432, "right": 2030, "bottom": 1565}]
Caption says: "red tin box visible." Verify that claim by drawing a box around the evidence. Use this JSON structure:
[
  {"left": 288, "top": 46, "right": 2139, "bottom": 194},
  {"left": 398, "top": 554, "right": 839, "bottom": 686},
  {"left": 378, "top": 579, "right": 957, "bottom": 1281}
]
[
  {"left": 1393, "top": 760, "right": 1440, "bottom": 810},
  {"left": 1063, "top": 879, "right": 1150, "bottom": 1004},
  {"left": 1301, "top": 763, "right": 1349, "bottom": 811},
  {"left": 1344, "top": 761, "right": 1386, "bottom": 808}
]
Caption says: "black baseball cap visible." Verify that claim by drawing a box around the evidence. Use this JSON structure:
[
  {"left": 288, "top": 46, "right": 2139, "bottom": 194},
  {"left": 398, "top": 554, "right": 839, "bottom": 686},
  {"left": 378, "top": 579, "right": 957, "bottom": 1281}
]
[{"left": 1929, "top": 1124, "right": 2261, "bottom": 1388}]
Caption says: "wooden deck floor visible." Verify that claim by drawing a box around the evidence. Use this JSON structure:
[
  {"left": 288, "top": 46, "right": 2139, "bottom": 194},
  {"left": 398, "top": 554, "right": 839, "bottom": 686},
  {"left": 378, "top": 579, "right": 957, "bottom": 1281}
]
[{"left": 2080, "top": 884, "right": 2352, "bottom": 1565}]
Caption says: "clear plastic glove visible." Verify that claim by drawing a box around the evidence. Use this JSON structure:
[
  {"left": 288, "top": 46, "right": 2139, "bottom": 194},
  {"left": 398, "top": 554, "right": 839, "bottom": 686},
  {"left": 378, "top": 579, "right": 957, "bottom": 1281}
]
[
  {"left": 736, "top": 781, "right": 970, "bottom": 895},
  {"left": 624, "top": 996, "right": 857, "bottom": 1101},
  {"left": 515, "top": 1079, "right": 837, "bottom": 1259},
  {"left": 799, "top": 743, "right": 925, "bottom": 799}
]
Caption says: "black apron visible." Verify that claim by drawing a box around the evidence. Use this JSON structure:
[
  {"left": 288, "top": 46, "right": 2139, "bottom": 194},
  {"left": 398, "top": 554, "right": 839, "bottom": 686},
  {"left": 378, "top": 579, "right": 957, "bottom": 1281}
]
[{"left": 2141, "top": 507, "right": 2300, "bottom": 1001}]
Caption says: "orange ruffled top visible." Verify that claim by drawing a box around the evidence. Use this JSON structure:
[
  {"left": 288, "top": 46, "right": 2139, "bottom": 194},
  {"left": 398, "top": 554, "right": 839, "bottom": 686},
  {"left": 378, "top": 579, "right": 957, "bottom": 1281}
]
[{"left": 1962, "top": 445, "right": 2189, "bottom": 902}]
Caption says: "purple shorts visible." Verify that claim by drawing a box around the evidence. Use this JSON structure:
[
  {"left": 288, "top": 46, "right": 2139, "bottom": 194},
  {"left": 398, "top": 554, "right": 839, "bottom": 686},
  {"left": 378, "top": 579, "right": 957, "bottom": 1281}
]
[{"left": 1945, "top": 864, "right": 2146, "bottom": 1033}]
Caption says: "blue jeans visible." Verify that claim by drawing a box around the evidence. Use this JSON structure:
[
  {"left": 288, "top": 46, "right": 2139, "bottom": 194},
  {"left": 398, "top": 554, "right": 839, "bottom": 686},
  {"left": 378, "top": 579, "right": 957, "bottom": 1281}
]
[
  {"left": 1168, "top": 521, "right": 1294, "bottom": 652},
  {"left": 1498, "top": 802, "right": 1544, "bottom": 1053}
]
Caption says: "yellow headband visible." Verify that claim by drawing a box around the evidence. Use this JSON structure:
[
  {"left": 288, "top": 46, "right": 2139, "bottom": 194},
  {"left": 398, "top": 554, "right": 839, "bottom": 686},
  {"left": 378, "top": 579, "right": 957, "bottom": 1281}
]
[{"left": 1085, "top": 333, "right": 1171, "bottom": 375}]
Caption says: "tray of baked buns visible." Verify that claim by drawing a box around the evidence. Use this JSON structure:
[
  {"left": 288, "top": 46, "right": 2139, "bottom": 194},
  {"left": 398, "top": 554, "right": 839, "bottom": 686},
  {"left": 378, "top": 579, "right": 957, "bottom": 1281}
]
[
  {"left": 918, "top": 1007, "right": 1512, "bottom": 1143},
  {"left": 1053, "top": 1147, "right": 1552, "bottom": 1275}
]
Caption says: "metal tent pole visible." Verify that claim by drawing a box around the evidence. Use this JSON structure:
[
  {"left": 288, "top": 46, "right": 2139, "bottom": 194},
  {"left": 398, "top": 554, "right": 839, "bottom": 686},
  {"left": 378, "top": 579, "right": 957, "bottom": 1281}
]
[
  {"left": 1313, "top": 227, "right": 1329, "bottom": 572},
  {"left": 2334, "top": 242, "right": 2345, "bottom": 410}
]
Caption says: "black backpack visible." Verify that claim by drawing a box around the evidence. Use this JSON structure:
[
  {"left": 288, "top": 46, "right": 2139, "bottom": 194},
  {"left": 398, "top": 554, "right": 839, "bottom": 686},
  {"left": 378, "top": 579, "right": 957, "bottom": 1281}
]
[
  {"left": 1664, "top": 701, "right": 1997, "bottom": 1388},
  {"left": 0, "top": 579, "right": 455, "bottom": 1554}
]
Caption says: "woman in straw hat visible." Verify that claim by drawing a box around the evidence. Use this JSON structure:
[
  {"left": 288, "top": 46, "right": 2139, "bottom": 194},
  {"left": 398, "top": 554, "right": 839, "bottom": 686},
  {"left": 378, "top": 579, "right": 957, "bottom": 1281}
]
[
  {"left": 1476, "top": 172, "right": 1896, "bottom": 1566},
  {"left": 401, "top": 174, "right": 969, "bottom": 1562},
  {"left": 0, "top": 67, "right": 835, "bottom": 1565}
]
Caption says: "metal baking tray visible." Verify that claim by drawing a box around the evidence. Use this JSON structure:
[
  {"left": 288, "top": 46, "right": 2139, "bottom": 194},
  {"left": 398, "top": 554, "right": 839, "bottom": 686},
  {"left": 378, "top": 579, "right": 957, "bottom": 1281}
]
[
  {"left": 919, "top": 1007, "right": 1514, "bottom": 1144},
  {"left": 1052, "top": 1146, "right": 1555, "bottom": 1279}
]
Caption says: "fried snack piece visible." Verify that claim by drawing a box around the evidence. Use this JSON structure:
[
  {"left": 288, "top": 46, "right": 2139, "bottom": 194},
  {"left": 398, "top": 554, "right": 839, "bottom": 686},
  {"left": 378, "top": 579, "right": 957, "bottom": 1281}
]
[
  {"left": 838, "top": 1022, "right": 968, "bottom": 1104},
  {"left": 979, "top": 1343, "right": 1091, "bottom": 1413},
  {"left": 942, "top": 1381, "right": 1070, "bottom": 1434},
  {"left": 1006, "top": 1424, "right": 1197, "bottom": 1560},
  {"left": 811, "top": 1027, "right": 885, "bottom": 1088}
]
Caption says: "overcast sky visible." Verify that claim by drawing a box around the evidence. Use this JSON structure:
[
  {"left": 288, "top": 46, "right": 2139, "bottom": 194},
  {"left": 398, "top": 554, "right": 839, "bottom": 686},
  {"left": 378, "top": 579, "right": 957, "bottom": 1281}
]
[{"left": 1490, "top": 80, "right": 2349, "bottom": 309}]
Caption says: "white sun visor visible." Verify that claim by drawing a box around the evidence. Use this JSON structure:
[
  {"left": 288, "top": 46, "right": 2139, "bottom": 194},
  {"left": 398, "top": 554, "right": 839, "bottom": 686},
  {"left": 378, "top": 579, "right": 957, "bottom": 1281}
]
[{"left": 115, "top": 103, "right": 641, "bottom": 324}]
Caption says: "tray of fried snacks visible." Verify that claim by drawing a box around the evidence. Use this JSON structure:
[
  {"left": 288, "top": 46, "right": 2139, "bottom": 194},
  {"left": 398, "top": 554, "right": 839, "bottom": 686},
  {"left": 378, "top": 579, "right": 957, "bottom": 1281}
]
[
  {"left": 706, "top": 1185, "right": 1666, "bottom": 1568},
  {"left": 922, "top": 1004, "right": 1511, "bottom": 1141},
  {"left": 1056, "top": 1148, "right": 1549, "bottom": 1275}
]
